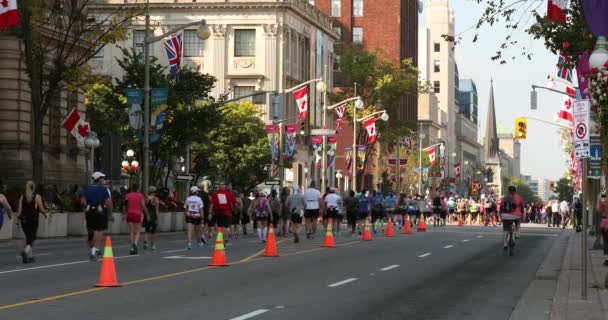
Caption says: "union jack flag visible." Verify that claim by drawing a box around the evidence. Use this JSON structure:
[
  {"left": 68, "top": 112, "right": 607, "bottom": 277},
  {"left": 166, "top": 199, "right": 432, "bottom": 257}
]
[
  {"left": 557, "top": 54, "right": 573, "bottom": 83},
  {"left": 163, "top": 32, "right": 183, "bottom": 82}
]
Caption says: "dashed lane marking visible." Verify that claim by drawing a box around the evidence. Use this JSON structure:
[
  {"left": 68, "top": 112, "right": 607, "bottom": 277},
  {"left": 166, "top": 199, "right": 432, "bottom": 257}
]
[
  {"left": 328, "top": 278, "right": 358, "bottom": 287},
  {"left": 462, "top": 239, "right": 470, "bottom": 242},
  {"left": 418, "top": 253, "right": 432, "bottom": 258},
  {"left": 443, "top": 245, "right": 453, "bottom": 249},
  {"left": 380, "top": 264, "right": 400, "bottom": 271},
  {"left": 229, "top": 309, "right": 270, "bottom": 320}
]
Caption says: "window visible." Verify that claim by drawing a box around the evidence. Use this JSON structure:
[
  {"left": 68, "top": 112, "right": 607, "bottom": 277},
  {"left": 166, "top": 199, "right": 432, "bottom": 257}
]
[
  {"left": 353, "top": 0, "right": 363, "bottom": 17},
  {"left": 331, "top": 0, "right": 341, "bottom": 17},
  {"left": 234, "top": 29, "right": 256, "bottom": 57},
  {"left": 434, "top": 81, "right": 440, "bottom": 93},
  {"left": 234, "top": 86, "right": 255, "bottom": 101},
  {"left": 133, "top": 30, "right": 146, "bottom": 57},
  {"left": 352, "top": 27, "right": 363, "bottom": 44},
  {"left": 333, "top": 27, "right": 341, "bottom": 38},
  {"left": 434, "top": 42, "right": 440, "bottom": 52},
  {"left": 433, "top": 60, "right": 440, "bottom": 73},
  {"left": 333, "top": 55, "right": 341, "bottom": 71},
  {"left": 183, "top": 30, "right": 203, "bottom": 57}
]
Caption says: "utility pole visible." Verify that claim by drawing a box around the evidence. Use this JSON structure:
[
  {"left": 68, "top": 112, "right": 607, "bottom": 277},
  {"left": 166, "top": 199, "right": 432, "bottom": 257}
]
[
  {"left": 582, "top": 158, "right": 588, "bottom": 300},
  {"left": 321, "top": 64, "right": 328, "bottom": 192},
  {"left": 352, "top": 82, "right": 358, "bottom": 193}
]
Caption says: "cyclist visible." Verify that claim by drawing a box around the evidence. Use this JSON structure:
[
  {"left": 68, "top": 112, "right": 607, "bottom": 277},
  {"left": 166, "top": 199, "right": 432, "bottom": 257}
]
[{"left": 498, "top": 185, "right": 524, "bottom": 250}]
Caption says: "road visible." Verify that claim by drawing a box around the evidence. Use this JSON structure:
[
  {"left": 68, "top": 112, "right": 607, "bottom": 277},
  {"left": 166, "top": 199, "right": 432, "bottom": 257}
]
[{"left": 0, "top": 224, "right": 563, "bottom": 320}]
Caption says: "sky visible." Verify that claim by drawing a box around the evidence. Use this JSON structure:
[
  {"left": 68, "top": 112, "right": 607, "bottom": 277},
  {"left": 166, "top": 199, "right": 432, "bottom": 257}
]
[{"left": 418, "top": 0, "right": 569, "bottom": 182}]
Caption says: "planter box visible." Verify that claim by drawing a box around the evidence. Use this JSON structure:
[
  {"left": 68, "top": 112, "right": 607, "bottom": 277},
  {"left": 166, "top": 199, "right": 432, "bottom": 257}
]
[
  {"left": 0, "top": 217, "right": 13, "bottom": 241},
  {"left": 158, "top": 212, "right": 172, "bottom": 232},
  {"left": 68, "top": 212, "right": 88, "bottom": 236},
  {"left": 37, "top": 212, "right": 68, "bottom": 238},
  {"left": 172, "top": 212, "right": 185, "bottom": 231},
  {"left": 109, "top": 212, "right": 128, "bottom": 235}
]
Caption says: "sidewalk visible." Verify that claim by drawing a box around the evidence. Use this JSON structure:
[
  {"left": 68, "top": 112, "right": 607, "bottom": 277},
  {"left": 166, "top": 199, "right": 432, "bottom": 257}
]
[{"left": 550, "top": 232, "right": 608, "bottom": 319}]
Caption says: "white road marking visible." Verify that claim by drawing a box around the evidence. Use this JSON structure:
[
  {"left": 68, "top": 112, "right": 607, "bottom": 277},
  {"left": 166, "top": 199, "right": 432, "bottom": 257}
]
[
  {"left": 380, "top": 264, "right": 400, "bottom": 271},
  {"left": 462, "top": 239, "right": 470, "bottom": 242},
  {"left": 163, "top": 255, "right": 211, "bottom": 260},
  {"left": 328, "top": 278, "right": 358, "bottom": 287},
  {"left": 0, "top": 254, "right": 138, "bottom": 274},
  {"left": 477, "top": 235, "right": 484, "bottom": 238},
  {"left": 443, "top": 245, "right": 453, "bottom": 249},
  {"left": 161, "top": 249, "right": 187, "bottom": 253},
  {"left": 418, "top": 253, "right": 432, "bottom": 258},
  {"left": 229, "top": 309, "right": 270, "bottom": 320}
]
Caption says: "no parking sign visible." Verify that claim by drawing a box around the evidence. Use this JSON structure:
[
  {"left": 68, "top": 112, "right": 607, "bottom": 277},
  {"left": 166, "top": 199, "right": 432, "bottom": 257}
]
[{"left": 572, "top": 100, "right": 590, "bottom": 159}]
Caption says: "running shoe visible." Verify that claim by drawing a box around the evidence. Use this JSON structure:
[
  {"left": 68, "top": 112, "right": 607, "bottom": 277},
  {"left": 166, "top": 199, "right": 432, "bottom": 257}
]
[
  {"left": 187, "top": 243, "right": 192, "bottom": 250},
  {"left": 198, "top": 242, "right": 204, "bottom": 248},
  {"left": 150, "top": 244, "right": 157, "bottom": 251},
  {"left": 143, "top": 242, "right": 148, "bottom": 250}
]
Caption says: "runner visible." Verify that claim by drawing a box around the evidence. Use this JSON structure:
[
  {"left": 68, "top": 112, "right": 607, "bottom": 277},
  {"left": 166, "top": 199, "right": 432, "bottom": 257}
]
[
  {"left": 198, "top": 185, "right": 211, "bottom": 245},
  {"left": 384, "top": 192, "right": 397, "bottom": 229},
  {"left": 0, "top": 180, "right": 14, "bottom": 233},
  {"left": 124, "top": 183, "right": 148, "bottom": 255},
  {"left": 432, "top": 193, "right": 441, "bottom": 227},
  {"left": 287, "top": 186, "right": 305, "bottom": 243},
  {"left": 470, "top": 199, "right": 479, "bottom": 225},
  {"left": 241, "top": 192, "right": 254, "bottom": 235},
  {"left": 447, "top": 197, "right": 456, "bottom": 224},
  {"left": 143, "top": 186, "right": 160, "bottom": 250},
  {"left": 254, "top": 192, "right": 272, "bottom": 242},
  {"left": 457, "top": 197, "right": 467, "bottom": 223},
  {"left": 303, "top": 182, "right": 321, "bottom": 239},
  {"left": 396, "top": 193, "right": 407, "bottom": 229},
  {"left": 209, "top": 182, "right": 237, "bottom": 245},
  {"left": 269, "top": 189, "right": 281, "bottom": 234},
  {"left": 15, "top": 181, "right": 48, "bottom": 263},
  {"left": 81, "top": 172, "right": 113, "bottom": 261},
  {"left": 279, "top": 187, "right": 291, "bottom": 237},
  {"left": 559, "top": 198, "right": 570, "bottom": 229},
  {"left": 498, "top": 185, "right": 524, "bottom": 250},
  {"left": 357, "top": 190, "right": 371, "bottom": 234},
  {"left": 323, "top": 187, "right": 342, "bottom": 234},
  {"left": 440, "top": 196, "right": 447, "bottom": 226},
  {"left": 406, "top": 196, "right": 418, "bottom": 227},
  {"left": 371, "top": 190, "right": 385, "bottom": 234},
  {"left": 419, "top": 196, "right": 430, "bottom": 225},
  {"left": 231, "top": 192, "right": 244, "bottom": 239},
  {"left": 344, "top": 190, "right": 359, "bottom": 235},
  {"left": 184, "top": 186, "right": 204, "bottom": 250}
]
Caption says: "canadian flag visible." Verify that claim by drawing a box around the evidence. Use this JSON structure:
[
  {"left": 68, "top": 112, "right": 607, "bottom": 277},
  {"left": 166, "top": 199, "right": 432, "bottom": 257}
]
[
  {"left": 547, "top": 0, "right": 568, "bottom": 24},
  {"left": 0, "top": 0, "right": 19, "bottom": 30},
  {"left": 558, "top": 86, "right": 575, "bottom": 122},
  {"left": 454, "top": 163, "right": 461, "bottom": 178},
  {"left": 427, "top": 147, "right": 436, "bottom": 167},
  {"left": 62, "top": 108, "right": 90, "bottom": 144},
  {"left": 293, "top": 86, "right": 308, "bottom": 121},
  {"left": 363, "top": 117, "right": 377, "bottom": 144}
]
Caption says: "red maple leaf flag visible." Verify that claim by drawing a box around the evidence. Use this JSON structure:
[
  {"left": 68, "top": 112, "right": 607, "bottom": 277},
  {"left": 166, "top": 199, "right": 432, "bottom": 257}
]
[
  {"left": 0, "top": 0, "right": 19, "bottom": 30},
  {"left": 558, "top": 86, "right": 575, "bottom": 122},
  {"left": 62, "top": 108, "right": 81, "bottom": 132},
  {"left": 363, "top": 117, "right": 377, "bottom": 144},
  {"left": 427, "top": 147, "right": 436, "bottom": 167},
  {"left": 293, "top": 86, "right": 308, "bottom": 121},
  {"left": 77, "top": 121, "right": 90, "bottom": 138},
  {"left": 62, "top": 108, "right": 89, "bottom": 143},
  {"left": 454, "top": 162, "right": 461, "bottom": 178},
  {"left": 547, "top": 0, "right": 568, "bottom": 24}
]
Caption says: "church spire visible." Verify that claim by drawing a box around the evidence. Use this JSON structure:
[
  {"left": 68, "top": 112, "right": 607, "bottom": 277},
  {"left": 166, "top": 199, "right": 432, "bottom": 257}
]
[{"left": 484, "top": 80, "right": 499, "bottom": 159}]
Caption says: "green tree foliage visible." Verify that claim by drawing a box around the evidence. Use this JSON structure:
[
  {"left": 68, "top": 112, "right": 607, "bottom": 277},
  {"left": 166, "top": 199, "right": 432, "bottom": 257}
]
[
  {"left": 503, "top": 177, "right": 540, "bottom": 204},
  {"left": 191, "top": 102, "right": 270, "bottom": 191},
  {"left": 16, "top": 0, "right": 137, "bottom": 183},
  {"left": 555, "top": 177, "right": 574, "bottom": 201}
]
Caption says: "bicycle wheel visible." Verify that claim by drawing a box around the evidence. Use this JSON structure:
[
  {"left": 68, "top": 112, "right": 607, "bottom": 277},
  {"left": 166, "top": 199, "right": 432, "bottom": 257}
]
[{"left": 508, "top": 233, "right": 515, "bottom": 256}]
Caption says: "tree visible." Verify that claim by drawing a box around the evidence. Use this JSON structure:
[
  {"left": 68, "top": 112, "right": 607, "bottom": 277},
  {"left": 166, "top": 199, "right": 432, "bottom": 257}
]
[
  {"left": 335, "top": 44, "right": 426, "bottom": 190},
  {"left": 555, "top": 177, "right": 574, "bottom": 201},
  {"left": 16, "top": 0, "right": 137, "bottom": 184},
  {"left": 191, "top": 102, "right": 270, "bottom": 192},
  {"left": 503, "top": 177, "right": 540, "bottom": 204}
]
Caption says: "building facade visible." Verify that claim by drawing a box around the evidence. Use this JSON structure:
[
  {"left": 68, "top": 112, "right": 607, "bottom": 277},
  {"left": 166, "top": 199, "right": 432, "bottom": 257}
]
[
  {"left": 537, "top": 178, "right": 554, "bottom": 202},
  {"left": 497, "top": 124, "right": 521, "bottom": 179},
  {"left": 91, "top": 0, "right": 338, "bottom": 189},
  {"left": 457, "top": 79, "right": 478, "bottom": 124}
]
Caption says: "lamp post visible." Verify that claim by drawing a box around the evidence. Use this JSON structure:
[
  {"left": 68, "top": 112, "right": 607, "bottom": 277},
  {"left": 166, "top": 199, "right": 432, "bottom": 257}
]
[
  {"left": 142, "top": 0, "right": 210, "bottom": 196},
  {"left": 84, "top": 131, "right": 100, "bottom": 182},
  {"left": 121, "top": 149, "right": 140, "bottom": 188},
  {"left": 418, "top": 124, "right": 426, "bottom": 195},
  {"left": 335, "top": 170, "right": 343, "bottom": 192}
]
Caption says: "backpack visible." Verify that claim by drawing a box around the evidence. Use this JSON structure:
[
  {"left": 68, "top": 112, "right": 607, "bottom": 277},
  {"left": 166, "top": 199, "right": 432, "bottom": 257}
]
[
  {"left": 373, "top": 196, "right": 384, "bottom": 211},
  {"left": 256, "top": 198, "right": 269, "bottom": 216},
  {"left": 502, "top": 195, "right": 516, "bottom": 213}
]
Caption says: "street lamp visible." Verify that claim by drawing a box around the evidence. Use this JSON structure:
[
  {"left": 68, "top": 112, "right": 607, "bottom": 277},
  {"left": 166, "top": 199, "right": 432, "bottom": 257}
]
[
  {"left": 121, "top": 149, "right": 140, "bottom": 186},
  {"left": 589, "top": 36, "right": 608, "bottom": 69},
  {"left": 335, "top": 170, "right": 343, "bottom": 192},
  {"left": 418, "top": 127, "right": 426, "bottom": 195},
  {"left": 142, "top": 0, "right": 210, "bottom": 196}
]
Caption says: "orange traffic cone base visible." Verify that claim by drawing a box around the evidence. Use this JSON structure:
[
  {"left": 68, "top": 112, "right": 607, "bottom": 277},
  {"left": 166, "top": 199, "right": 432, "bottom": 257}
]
[
  {"left": 209, "top": 228, "right": 229, "bottom": 266},
  {"left": 264, "top": 224, "right": 279, "bottom": 257},
  {"left": 385, "top": 221, "right": 395, "bottom": 237},
  {"left": 95, "top": 236, "right": 121, "bottom": 287}
]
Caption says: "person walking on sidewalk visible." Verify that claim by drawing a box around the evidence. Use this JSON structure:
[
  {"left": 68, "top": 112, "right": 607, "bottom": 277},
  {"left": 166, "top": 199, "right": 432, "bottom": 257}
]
[
  {"left": 143, "top": 186, "right": 160, "bottom": 250},
  {"left": 16, "top": 181, "right": 48, "bottom": 263},
  {"left": 574, "top": 196, "right": 583, "bottom": 232},
  {"left": 303, "top": 182, "right": 321, "bottom": 239},
  {"left": 596, "top": 192, "right": 608, "bottom": 266},
  {"left": 125, "top": 183, "right": 148, "bottom": 254},
  {"left": 551, "top": 199, "right": 560, "bottom": 227},
  {"left": 81, "top": 172, "right": 113, "bottom": 261},
  {"left": 287, "top": 186, "right": 305, "bottom": 243}
]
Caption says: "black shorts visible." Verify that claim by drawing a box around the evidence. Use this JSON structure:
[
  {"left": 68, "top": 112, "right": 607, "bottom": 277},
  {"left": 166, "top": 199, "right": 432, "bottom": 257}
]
[
  {"left": 304, "top": 209, "right": 320, "bottom": 219},
  {"left": 448, "top": 208, "right": 455, "bottom": 214},
  {"left": 433, "top": 208, "right": 441, "bottom": 214},
  {"left": 358, "top": 212, "right": 369, "bottom": 220},
  {"left": 231, "top": 213, "right": 241, "bottom": 225},
  {"left": 326, "top": 208, "right": 339, "bottom": 219},
  {"left": 241, "top": 212, "right": 251, "bottom": 225},
  {"left": 86, "top": 212, "right": 108, "bottom": 232},
  {"left": 255, "top": 213, "right": 270, "bottom": 222},
  {"left": 502, "top": 219, "right": 518, "bottom": 232},
  {"left": 186, "top": 216, "right": 202, "bottom": 225},
  {"left": 216, "top": 214, "right": 231, "bottom": 228},
  {"left": 143, "top": 217, "right": 158, "bottom": 233},
  {"left": 291, "top": 213, "right": 303, "bottom": 224}
]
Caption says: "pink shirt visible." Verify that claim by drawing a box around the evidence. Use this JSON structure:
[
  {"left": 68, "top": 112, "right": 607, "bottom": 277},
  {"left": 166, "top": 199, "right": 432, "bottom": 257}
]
[
  {"left": 498, "top": 193, "right": 524, "bottom": 217},
  {"left": 126, "top": 192, "right": 144, "bottom": 216}
]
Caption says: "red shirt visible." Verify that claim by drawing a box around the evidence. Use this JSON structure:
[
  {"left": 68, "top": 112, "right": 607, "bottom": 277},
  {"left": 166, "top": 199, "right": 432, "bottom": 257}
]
[
  {"left": 498, "top": 193, "right": 524, "bottom": 217},
  {"left": 211, "top": 188, "right": 236, "bottom": 216}
]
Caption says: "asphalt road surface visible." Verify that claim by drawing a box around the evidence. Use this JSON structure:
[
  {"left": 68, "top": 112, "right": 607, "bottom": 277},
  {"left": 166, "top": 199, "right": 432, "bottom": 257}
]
[{"left": 0, "top": 224, "right": 563, "bottom": 320}]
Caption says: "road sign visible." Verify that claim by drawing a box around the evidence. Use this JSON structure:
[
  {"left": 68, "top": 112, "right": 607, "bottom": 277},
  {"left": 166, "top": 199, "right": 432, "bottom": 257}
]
[
  {"left": 176, "top": 174, "right": 195, "bottom": 181},
  {"left": 265, "top": 179, "right": 280, "bottom": 186},
  {"left": 310, "top": 129, "right": 336, "bottom": 136},
  {"left": 573, "top": 100, "right": 590, "bottom": 158}
]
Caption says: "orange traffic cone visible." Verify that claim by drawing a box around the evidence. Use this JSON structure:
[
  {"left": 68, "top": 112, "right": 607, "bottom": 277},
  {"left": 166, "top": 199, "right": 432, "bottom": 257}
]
[
  {"left": 264, "top": 224, "right": 279, "bottom": 257},
  {"left": 385, "top": 220, "right": 395, "bottom": 237},
  {"left": 321, "top": 222, "right": 336, "bottom": 248},
  {"left": 403, "top": 220, "right": 411, "bottom": 234},
  {"left": 417, "top": 218, "right": 426, "bottom": 232},
  {"left": 95, "top": 236, "right": 121, "bottom": 287},
  {"left": 209, "top": 228, "right": 229, "bottom": 266},
  {"left": 361, "top": 218, "right": 373, "bottom": 241},
  {"left": 458, "top": 218, "right": 464, "bottom": 226}
]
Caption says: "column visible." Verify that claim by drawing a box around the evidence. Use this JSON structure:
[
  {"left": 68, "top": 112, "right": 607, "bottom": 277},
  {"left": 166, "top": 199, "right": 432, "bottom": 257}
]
[
  {"left": 210, "top": 24, "right": 226, "bottom": 97},
  {"left": 263, "top": 24, "right": 280, "bottom": 92}
]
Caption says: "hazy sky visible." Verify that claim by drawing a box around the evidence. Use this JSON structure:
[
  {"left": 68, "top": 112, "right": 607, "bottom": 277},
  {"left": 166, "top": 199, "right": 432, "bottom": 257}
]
[{"left": 418, "top": 0, "right": 568, "bottom": 181}]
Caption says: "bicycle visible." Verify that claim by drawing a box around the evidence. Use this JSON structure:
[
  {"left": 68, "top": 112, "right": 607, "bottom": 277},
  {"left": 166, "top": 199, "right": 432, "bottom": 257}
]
[{"left": 504, "top": 219, "right": 517, "bottom": 256}]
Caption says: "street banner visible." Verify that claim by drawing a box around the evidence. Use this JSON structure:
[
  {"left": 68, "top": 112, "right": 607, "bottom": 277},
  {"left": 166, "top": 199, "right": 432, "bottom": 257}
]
[
  {"left": 345, "top": 146, "right": 353, "bottom": 172},
  {"left": 266, "top": 124, "right": 280, "bottom": 162},
  {"left": 547, "top": 0, "right": 568, "bottom": 24},
  {"left": 150, "top": 88, "right": 169, "bottom": 143},
  {"left": 327, "top": 136, "right": 337, "bottom": 168},
  {"left": 572, "top": 99, "right": 590, "bottom": 158},
  {"left": 125, "top": 88, "right": 144, "bottom": 133},
  {"left": 427, "top": 147, "right": 437, "bottom": 167},
  {"left": 284, "top": 124, "right": 297, "bottom": 161},
  {"left": 335, "top": 104, "right": 346, "bottom": 133},
  {"left": 557, "top": 54, "right": 573, "bottom": 83},
  {"left": 0, "top": 0, "right": 19, "bottom": 30},
  {"left": 559, "top": 86, "right": 575, "bottom": 122},
  {"left": 312, "top": 136, "right": 323, "bottom": 168},
  {"left": 163, "top": 31, "right": 183, "bottom": 82},
  {"left": 293, "top": 86, "right": 309, "bottom": 121},
  {"left": 454, "top": 163, "right": 461, "bottom": 178},
  {"left": 363, "top": 117, "right": 377, "bottom": 144},
  {"left": 62, "top": 108, "right": 89, "bottom": 144},
  {"left": 357, "top": 145, "right": 367, "bottom": 171}
]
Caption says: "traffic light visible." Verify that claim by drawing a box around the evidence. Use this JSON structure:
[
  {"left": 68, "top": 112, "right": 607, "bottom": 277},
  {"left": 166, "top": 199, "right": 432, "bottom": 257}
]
[
  {"left": 299, "top": 119, "right": 306, "bottom": 135},
  {"left": 515, "top": 117, "right": 527, "bottom": 140},
  {"left": 550, "top": 181, "right": 555, "bottom": 190}
]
